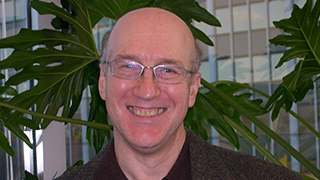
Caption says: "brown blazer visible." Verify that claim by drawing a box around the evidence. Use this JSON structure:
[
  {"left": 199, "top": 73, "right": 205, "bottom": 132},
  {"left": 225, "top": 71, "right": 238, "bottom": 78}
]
[{"left": 56, "top": 129, "right": 302, "bottom": 180}]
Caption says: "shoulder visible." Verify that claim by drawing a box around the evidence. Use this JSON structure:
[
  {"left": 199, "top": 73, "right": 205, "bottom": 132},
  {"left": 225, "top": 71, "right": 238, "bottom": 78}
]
[
  {"left": 186, "top": 129, "right": 302, "bottom": 180},
  {"left": 55, "top": 139, "right": 113, "bottom": 180}
]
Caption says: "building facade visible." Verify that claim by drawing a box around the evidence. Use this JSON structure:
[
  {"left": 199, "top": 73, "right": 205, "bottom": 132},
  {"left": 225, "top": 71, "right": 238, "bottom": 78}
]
[{"left": 196, "top": 0, "right": 318, "bottom": 177}]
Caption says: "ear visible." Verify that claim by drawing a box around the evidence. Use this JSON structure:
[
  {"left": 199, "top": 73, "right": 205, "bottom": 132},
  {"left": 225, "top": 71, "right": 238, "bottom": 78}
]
[
  {"left": 98, "top": 63, "right": 106, "bottom": 100},
  {"left": 188, "top": 72, "right": 201, "bottom": 107}
]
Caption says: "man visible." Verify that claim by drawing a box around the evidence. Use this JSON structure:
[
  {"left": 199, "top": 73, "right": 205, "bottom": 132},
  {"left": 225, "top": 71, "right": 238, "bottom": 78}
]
[{"left": 57, "top": 8, "right": 302, "bottom": 180}]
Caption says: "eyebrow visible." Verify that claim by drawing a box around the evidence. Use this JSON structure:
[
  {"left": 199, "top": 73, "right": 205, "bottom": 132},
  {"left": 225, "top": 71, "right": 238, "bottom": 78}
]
[
  {"left": 113, "top": 54, "right": 138, "bottom": 61},
  {"left": 156, "top": 58, "right": 184, "bottom": 67},
  {"left": 113, "top": 54, "right": 184, "bottom": 67}
]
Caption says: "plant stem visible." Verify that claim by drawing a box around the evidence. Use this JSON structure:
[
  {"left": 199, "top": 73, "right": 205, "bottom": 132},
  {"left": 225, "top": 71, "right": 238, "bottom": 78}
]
[{"left": 0, "top": 101, "right": 113, "bottom": 131}]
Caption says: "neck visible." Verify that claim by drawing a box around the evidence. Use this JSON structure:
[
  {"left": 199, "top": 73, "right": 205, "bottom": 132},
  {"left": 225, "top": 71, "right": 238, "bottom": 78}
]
[{"left": 115, "top": 127, "right": 186, "bottom": 180}]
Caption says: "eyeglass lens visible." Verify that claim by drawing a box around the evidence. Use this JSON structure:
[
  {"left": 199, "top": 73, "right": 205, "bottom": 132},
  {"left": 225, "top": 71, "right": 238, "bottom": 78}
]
[{"left": 109, "top": 60, "right": 188, "bottom": 84}]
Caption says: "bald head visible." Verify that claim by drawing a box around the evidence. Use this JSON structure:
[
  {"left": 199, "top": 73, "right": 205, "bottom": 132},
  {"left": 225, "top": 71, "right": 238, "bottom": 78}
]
[{"left": 100, "top": 8, "right": 201, "bottom": 72}]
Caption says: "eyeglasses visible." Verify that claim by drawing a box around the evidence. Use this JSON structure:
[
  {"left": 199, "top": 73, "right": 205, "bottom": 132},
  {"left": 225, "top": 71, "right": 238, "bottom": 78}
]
[{"left": 103, "top": 60, "right": 194, "bottom": 84}]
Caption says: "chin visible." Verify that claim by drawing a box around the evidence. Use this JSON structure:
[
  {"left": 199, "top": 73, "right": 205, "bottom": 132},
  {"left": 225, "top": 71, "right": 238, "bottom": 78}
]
[{"left": 127, "top": 129, "right": 166, "bottom": 149}]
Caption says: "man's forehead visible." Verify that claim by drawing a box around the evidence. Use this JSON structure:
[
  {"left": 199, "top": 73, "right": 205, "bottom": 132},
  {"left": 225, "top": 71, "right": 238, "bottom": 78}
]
[
  {"left": 117, "top": 8, "right": 184, "bottom": 26},
  {"left": 110, "top": 8, "right": 193, "bottom": 41},
  {"left": 105, "top": 8, "right": 196, "bottom": 68}
]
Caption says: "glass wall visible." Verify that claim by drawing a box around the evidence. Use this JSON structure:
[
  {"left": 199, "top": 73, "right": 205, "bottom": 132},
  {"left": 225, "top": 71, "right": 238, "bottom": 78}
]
[
  {"left": 196, "top": 0, "right": 318, "bottom": 177},
  {"left": 0, "top": 0, "right": 31, "bottom": 179}
]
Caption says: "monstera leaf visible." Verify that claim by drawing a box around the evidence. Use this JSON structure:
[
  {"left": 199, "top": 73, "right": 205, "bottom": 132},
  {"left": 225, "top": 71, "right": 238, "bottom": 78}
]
[
  {"left": 147, "top": 0, "right": 220, "bottom": 46},
  {"left": 0, "top": 73, "right": 16, "bottom": 156},
  {"left": 0, "top": 0, "right": 107, "bottom": 154},
  {"left": 267, "top": 0, "right": 320, "bottom": 120},
  {"left": 185, "top": 80, "right": 264, "bottom": 149},
  {"left": 198, "top": 79, "right": 320, "bottom": 178}
]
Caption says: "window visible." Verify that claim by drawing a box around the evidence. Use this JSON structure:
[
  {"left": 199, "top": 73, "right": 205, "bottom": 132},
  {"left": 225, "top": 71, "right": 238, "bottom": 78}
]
[
  {"left": 196, "top": 0, "right": 318, "bottom": 176},
  {"left": 1, "top": 1, "right": 31, "bottom": 179}
]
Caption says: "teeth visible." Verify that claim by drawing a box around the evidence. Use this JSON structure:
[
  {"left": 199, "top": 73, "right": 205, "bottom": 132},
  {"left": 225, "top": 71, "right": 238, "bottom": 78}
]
[{"left": 128, "top": 106, "right": 165, "bottom": 117}]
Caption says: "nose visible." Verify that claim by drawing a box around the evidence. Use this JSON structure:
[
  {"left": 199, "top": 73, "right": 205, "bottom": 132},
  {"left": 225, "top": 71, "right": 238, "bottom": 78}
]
[{"left": 132, "top": 68, "right": 160, "bottom": 100}]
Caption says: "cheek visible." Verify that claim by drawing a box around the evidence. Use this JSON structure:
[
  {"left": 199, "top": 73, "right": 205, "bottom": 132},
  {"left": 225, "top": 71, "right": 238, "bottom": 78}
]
[
  {"left": 105, "top": 77, "right": 136, "bottom": 112},
  {"left": 166, "top": 84, "right": 191, "bottom": 106},
  {"left": 105, "top": 80, "right": 129, "bottom": 124}
]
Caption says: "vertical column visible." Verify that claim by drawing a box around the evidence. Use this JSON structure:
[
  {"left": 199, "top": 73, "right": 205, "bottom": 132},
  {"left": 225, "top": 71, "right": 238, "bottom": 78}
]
[
  {"left": 289, "top": 103, "right": 300, "bottom": 172},
  {"left": 81, "top": 89, "right": 90, "bottom": 163},
  {"left": 207, "top": 0, "right": 220, "bottom": 146},
  {"left": 288, "top": 0, "right": 300, "bottom": 172},
  {"left": 314, "top": 80, "right": 319, "bottom": 169},
  {"left": 246, "top": 0, "right": 256, "bottom": 156},
  {"left": 39, "top": 0, "right": 67, "bottom": 179},
  {"left": 42, "top": 121, "right": 67, "bottom": 178},
  {"left": 264, "top": 0, "right": 275, "bottom": 156},
  {"left": 228, "top": 0, "right": 235, "bottom": 81},
  {"left": 1, "top": 0, "right": 13, "bottom": 179}
]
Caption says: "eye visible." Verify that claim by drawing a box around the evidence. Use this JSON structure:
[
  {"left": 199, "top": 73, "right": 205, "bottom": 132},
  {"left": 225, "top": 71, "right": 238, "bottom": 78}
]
[
  {"left": 119, "top": 62, "right": 139, "bottom": 70},
  {"left": 122, "top": 64, "right": 134, "bottom": 68},
  {"left": 163, "top": 67, "right": 176, "bottom": 73},
  {"left": 156, "top": 66, "right": 183, "bottom": 79},
  {"left": 160, "top": 67, "right": 178, "bottom": 74}
]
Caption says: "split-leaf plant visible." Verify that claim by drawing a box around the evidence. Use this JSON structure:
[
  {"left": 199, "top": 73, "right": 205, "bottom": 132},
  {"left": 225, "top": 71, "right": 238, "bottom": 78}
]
[{"left": 0, "top": 0, "right": 319, "bottom": 178}]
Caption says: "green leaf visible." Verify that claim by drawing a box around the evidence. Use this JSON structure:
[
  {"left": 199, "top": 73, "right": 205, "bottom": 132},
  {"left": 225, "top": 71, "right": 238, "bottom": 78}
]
[
  {"left": 196, "top": 81, "right": 262, "bottom": 148},
  {"left": 223, "top": 115, "right": 283, "bottom": 166},
  {"left": 85, "top": 62, "right": 111, "bottom": 153},
  {"left": 0, "top": 48, "right": 93, "bottom": 71},
  {"left": 0, "top": 50, "right": 96, "bottom": 127},
  {"left": 0, "top": 130, "right": 14, "bottom": 156},
  {"left": 268, "top": 0, "right": 320, "bottom": 120},
  {"left": 17, "top": 116, "right": 40, "bottom": 130},
  {"left": 22, "top": 171, "right": 38, "bottom": 180},
  {"left": 62, "top": 160, "right": 84, "bottom": 174},
  {"left": 87, "top": 0, "right": 220, "bottom": 46},
  {"left": 200, "top": 79, "right": 320, "bottom": 178},
  {"left": 0, "top": 29, "right": 83, "bottom": 50},
  {"left": 206, "top": 83, "right": 267, "bottom": 116},
  {"left": 198, "top": 93, "right": 240, "bottom": 148},
  {"left": 32, "top": 0, "right": 96, "bottom": 50},
  {"left": 185, "top": 94, "right": 210, "bottom": 140},
  {"left": 189, "top": 25, "right": 213, "bottom": 46},
  {"left": 87, "top": 0, "right": 150, "bottom": 21},
  {"left": 150, "top": 0, "right": 220, "bottom": 26},
  {"left": 270, "top": 0, "right": 320, "bottom": 67},
  {"left": 23, "top": 171, "right": 39, "bottom": 180},
  {"left": 0, "top": 86, "right": 17, "bottom": 96},
  {"left": 5, "top": 122, "right": 33, "bottom": 148},
  {"left": 0, "top": 0, "right": 99, "bottom": 129},
  {"left": 282, "top": 61, "right": 303, "bottom": 93},
  {"left": 149, "top": 0, "right": 220, "bottom": 46}
]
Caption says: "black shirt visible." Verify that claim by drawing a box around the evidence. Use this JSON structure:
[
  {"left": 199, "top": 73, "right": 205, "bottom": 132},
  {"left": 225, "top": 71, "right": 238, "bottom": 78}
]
[{"left": 93, "top": 138, "right": 191, "bottom": 180}]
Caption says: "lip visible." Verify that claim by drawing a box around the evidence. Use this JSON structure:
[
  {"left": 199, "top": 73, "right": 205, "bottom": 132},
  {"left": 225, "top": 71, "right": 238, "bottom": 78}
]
[{"left": 127, "top": 106, "right": 166, "bottom": 117}]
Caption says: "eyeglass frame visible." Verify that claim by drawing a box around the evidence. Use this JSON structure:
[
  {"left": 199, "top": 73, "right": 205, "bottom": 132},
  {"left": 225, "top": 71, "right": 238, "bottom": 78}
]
[{"left": 102, "top": 60, "right": 195, "bottom": 85}]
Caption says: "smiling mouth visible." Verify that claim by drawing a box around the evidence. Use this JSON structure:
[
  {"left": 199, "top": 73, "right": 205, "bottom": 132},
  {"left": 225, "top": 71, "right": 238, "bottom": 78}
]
[{"left": 128, "top": 106, "right": 166, "bottom": 117}]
